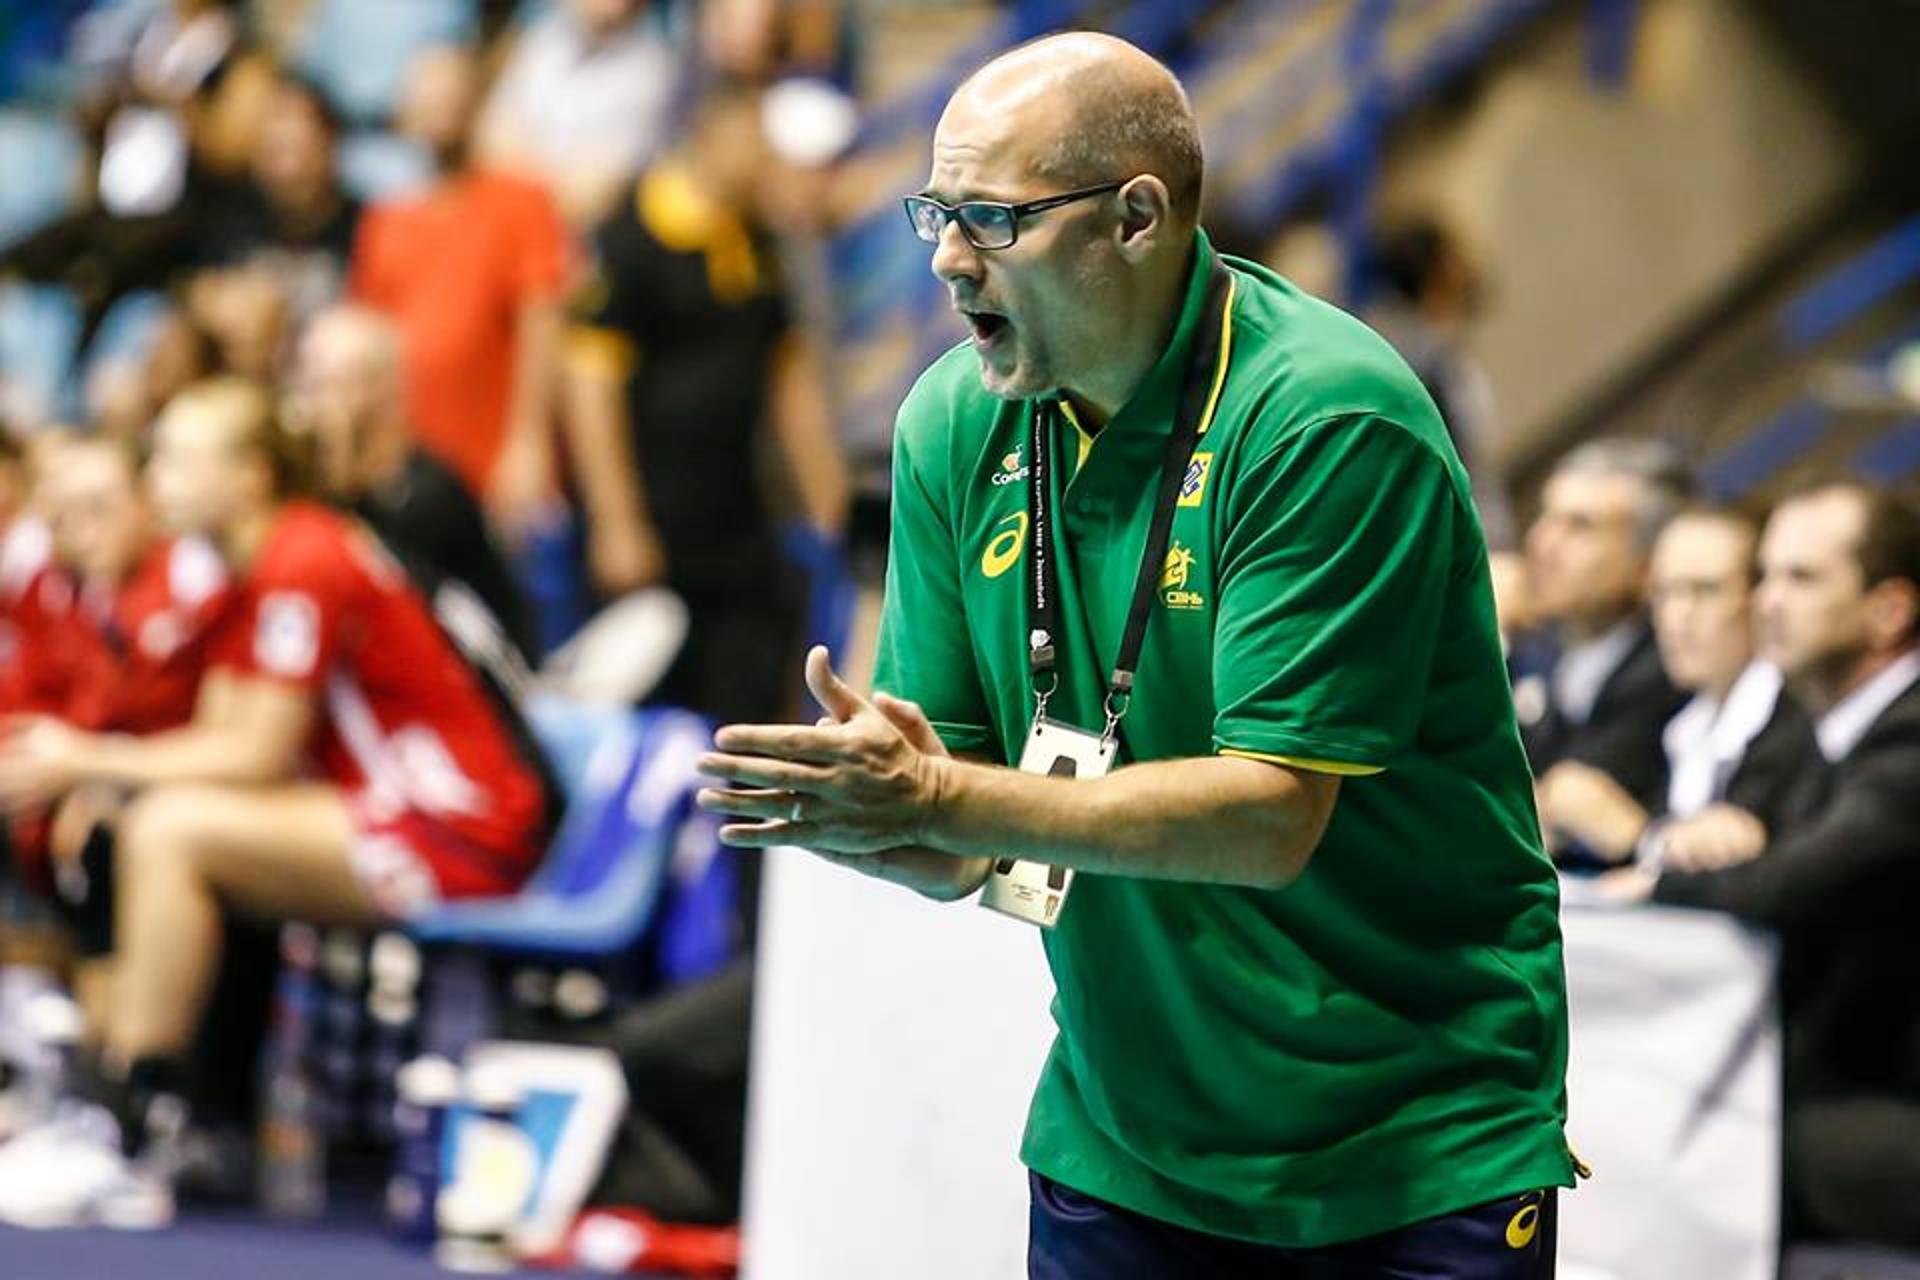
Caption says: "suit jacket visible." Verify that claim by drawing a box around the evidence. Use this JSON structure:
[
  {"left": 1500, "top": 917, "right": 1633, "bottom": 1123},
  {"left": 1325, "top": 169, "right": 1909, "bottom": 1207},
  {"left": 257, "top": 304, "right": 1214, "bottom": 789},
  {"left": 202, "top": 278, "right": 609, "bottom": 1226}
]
[
  {"left": 1719, "top": 690, "right": 1822, "bottom": 837},
  {"left": 1655, "top": 676, "right": 1920, "bottom": 1099},
  {"left": 1514, "top": 620, "right": 1688, "bottom": 812}
]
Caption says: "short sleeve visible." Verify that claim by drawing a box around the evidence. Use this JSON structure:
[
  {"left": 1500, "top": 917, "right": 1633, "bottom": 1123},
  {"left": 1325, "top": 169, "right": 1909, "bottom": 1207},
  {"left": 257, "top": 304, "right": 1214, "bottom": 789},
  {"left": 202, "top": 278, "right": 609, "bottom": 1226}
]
[
  {"left": 1212, "top": 415, "right": 1458, "bottom": 769},
  {"left": 213, "top": 533, "right": 366, "bottom": 691},
  {"left": 565, "top": 215, "right": 648, "bottom": 377},
  {"left": 872, "top": 413, "right": 998, "bottom": 759},
  {"left": 508, "top": 180, "right": 571, "bottom": 301}
]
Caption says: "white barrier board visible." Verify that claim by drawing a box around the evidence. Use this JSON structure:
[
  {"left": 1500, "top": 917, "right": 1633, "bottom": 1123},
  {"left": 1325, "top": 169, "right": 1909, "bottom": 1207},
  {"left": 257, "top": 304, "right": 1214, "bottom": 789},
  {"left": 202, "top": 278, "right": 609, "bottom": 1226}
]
[
  {"left": 1559, "top": 901, "right": 1780, "bottom": 1280},
  {"left": 744, "top": 848, "right": 1057, "bottom": 1279}
]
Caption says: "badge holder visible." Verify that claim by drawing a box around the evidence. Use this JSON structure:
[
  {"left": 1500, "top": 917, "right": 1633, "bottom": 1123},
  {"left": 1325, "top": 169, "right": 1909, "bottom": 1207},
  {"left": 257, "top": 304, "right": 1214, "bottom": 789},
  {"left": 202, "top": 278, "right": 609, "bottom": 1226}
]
[
  {"left": 978, "top": 705, "right": 1117, "bottom": 928},
  {"left": 983, "top": 717, "right": 1121, "bottom": 924}
]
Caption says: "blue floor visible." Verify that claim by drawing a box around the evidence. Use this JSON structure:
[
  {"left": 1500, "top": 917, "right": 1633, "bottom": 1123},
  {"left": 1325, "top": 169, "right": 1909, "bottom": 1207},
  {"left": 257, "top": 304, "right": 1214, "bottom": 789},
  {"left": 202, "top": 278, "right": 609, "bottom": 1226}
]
[{"left": 0, "top": 1208, "right": 646, "bottom": 1279}]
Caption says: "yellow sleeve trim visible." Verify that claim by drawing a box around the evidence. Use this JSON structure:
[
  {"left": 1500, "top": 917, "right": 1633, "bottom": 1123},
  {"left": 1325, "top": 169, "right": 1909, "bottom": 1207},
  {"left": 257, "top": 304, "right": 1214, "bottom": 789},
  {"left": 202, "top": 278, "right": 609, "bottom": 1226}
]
[
  {"left": 567, "top": 326, "right": 639, "bottom": 380},
  {"left": 1219, "top": 747, "right": 1383, "bottom": 777}
]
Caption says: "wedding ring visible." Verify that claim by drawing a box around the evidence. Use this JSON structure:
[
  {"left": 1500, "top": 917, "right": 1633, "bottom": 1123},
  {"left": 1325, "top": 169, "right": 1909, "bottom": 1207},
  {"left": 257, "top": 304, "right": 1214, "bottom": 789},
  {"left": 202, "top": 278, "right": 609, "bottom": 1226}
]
[{"left": 788, "top": 796, "right": 805, "bottom": 824}]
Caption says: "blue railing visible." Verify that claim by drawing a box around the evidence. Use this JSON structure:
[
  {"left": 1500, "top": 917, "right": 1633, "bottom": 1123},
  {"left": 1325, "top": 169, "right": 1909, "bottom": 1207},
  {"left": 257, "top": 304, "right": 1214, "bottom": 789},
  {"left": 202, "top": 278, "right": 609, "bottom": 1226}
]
[{"left": 1689, "top": 215, "right": 1920, "bottom": 500}]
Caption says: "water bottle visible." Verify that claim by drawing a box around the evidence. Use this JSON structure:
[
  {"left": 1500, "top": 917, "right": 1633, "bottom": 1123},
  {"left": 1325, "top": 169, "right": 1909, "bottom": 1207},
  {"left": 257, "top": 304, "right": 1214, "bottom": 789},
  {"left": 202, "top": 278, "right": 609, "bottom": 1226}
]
[
  {"left": 365, "top": 933, "right": 422, "bottom": 1140},
  {"left": 435, "top": 1062, "right": 538, "bottom": 1274},
  {"left": 258, "top": 924, "right": 326, "bottom": 1219},
  {"left": 387, "top": 1054, "right": 459, "bottom": 1246}
]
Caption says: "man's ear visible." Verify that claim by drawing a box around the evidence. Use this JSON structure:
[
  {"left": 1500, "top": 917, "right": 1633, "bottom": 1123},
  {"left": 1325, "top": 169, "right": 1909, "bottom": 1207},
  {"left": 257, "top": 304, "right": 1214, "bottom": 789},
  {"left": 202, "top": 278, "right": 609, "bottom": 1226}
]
[
  {"left": 1113, "top": 175, "right": 1173, "bottom": 262},
  {"left": 1864, "top": 576, "right": 1920, "bottom": 652}
]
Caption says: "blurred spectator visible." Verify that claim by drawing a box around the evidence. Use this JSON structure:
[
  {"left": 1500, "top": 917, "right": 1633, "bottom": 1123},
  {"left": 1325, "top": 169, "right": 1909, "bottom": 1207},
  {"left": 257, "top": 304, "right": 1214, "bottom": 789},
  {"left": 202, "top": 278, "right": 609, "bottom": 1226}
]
[
  {"left": 0, "top": 433, "right": 55, "bottom": 715},
  {"left": 196, "top": 73, "right": 361, "bottom": 322},
  {"left": 0, "top": 1, "right": 272, "bottom": 343},
  {"left": 700, "top": 0, "right": 845, "bottom": 84},
  {"left": 562, "top": 81, "right": 849, "bottom": 724},
  {"left": 1515, "top": 437, "right": 1690, "bottom": 818},
  {"left": 26, "top": 435, "right": 229, "bottom": 739},
  {"left": 0, "top": 378, "right": 556, "bottom": 1226},
  {"left": 86, "top": 301, "right": 216, "bottom": 444},
  {"left": 1537, "top": 505, "right": 1816, "bottom": 863},
  {"left": 351, "top": 45, "right": 570, "bottom": 536},
  {"left": 284, "top": 0, "right": 477, "bottom": 128},
  {"left": 15, "top": 435, "right": 233, "bottom": 1027},
  {"left": 477, "top": 0, "right": 683, "bottom": 224},
  {"left": 1366, "top": 217, "right": 1516, "bottom": 549},
  {"left": 1601, "top": 480, "right": 1920, "bottom": 1250},
  {"left": 121, "top": 0, "right": 240, "bottom": 110},
  {"left": 293, "top": 303, "right": 537, "bottom": 662},
  {"left": 185, "top": 264, "right": 293, "bottom": 382}
]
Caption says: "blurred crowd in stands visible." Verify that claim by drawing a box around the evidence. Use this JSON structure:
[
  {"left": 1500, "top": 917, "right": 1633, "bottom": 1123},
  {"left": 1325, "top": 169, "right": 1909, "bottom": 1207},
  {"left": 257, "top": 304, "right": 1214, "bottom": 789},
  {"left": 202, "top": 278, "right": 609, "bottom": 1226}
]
[{"left": 0, "top": 0, "right": 853, "bottom": 1242}]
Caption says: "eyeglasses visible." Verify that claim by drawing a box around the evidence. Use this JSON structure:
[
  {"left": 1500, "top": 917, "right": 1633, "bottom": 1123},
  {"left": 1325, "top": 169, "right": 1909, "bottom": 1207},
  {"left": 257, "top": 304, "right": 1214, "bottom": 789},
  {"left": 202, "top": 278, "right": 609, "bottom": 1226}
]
[{"left": 902, "top": 182, "right": 1125, "bottom": 251}]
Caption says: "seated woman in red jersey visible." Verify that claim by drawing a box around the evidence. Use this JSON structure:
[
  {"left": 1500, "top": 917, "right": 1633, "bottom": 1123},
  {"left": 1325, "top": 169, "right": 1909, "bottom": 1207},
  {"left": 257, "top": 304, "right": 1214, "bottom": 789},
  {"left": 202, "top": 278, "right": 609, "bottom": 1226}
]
[
  {"left": 0, "top": 379, "right": 555, "bottom": 1226},
  {"left": 6, "top": 435, "right": 233, "bottom": 1000}
]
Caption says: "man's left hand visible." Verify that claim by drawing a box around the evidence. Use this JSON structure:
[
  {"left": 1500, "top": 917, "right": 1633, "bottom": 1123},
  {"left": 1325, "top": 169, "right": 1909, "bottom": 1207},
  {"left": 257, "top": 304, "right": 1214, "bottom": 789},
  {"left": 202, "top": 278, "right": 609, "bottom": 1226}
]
[
  {"left": 696, "top": 646, "right": 945, "bottom": 853},
  {"left": 1536, "top": 761, "right": 1648, "bottom": 863}
]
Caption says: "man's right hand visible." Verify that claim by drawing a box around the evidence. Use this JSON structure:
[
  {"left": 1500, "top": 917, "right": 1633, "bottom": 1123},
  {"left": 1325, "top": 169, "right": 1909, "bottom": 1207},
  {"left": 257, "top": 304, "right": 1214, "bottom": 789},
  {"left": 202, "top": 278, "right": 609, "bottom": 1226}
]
[{"left": 1660, "top": 803, "right": 1768, "bottom": 873}]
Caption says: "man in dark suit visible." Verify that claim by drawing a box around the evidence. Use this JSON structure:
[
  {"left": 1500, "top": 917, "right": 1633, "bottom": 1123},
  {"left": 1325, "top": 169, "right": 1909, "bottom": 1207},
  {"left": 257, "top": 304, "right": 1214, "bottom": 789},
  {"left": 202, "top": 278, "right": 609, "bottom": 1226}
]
[
  {"left": 1603, "top": 480, "right": 1920, "bottom": 1249},
  {"left": 1516, "top": 438, "right": 1692, "bottom": 822},
  {"left": 1537, "top": 504, "right": 1817, "bottom": 861}
]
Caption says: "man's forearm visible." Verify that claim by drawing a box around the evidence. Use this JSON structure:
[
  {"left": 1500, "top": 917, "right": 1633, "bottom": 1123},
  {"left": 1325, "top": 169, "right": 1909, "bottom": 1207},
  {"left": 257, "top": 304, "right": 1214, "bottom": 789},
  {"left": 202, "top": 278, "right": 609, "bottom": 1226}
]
[
  {"left": 920, "top": 754, "right": 1335, "bottom": 890},
  {"left": 509, "top": 301, "right": 562, "bottom": 440}
]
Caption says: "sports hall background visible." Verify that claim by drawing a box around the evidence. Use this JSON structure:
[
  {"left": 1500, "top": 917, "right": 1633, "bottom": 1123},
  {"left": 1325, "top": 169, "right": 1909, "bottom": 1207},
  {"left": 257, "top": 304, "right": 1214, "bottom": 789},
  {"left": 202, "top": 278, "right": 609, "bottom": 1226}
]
[{"left": 0, "top": 1, "right": 1916, "bottom": 1277}]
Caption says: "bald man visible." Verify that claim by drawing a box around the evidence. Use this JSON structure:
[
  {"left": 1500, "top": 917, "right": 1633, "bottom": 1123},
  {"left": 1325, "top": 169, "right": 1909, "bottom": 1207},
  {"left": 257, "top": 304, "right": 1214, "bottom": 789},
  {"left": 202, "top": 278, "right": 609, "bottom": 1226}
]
[
  {"left": 700, "top": 34, "right": 1574, "bottom": 1275},
  {"left": 294, "top": 305, "right": 536, "bottom": 662}
]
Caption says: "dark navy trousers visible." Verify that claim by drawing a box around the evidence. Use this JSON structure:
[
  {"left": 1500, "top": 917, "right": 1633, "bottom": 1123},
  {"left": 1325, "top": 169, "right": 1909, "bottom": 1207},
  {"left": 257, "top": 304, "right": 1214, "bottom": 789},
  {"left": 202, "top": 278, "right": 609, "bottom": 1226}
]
[{"left": 1029, "top": 1172, "right": 1556, "bottom": 1279}]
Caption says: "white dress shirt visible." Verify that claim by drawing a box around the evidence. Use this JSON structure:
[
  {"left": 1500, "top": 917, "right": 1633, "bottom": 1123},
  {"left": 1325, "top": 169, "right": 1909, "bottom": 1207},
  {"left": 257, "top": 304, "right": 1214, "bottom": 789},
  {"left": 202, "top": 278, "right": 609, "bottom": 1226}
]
[
  {"left": 1551, "top": 619, "right": 1642, "bottom": 727},
  {"left": 1814, "top": 647, "right": 1920, "bottom": 764},
  {"left": 1662, "top": 661, "right": 1784, "bottom": 817}
]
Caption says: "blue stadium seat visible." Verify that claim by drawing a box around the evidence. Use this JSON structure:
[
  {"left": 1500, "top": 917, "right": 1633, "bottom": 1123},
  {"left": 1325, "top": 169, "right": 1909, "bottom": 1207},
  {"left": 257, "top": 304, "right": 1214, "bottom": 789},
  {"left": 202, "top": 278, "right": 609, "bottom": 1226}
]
[
  {"left": 0, "top": 281, "right": 82, "bottom": 426},
  {"left": 408, "top": 696, "right": 714, "bottom": 962},
  {"left": 290, "top": 0, "right": 478, "bottom": 127},
  {"left": 0, "top": 111, "right": 82, "bottom": 250}
]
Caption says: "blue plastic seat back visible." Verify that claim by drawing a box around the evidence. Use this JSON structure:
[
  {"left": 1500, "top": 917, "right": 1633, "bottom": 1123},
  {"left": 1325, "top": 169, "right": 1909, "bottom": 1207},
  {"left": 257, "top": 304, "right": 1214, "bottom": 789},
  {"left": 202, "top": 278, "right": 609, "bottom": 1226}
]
[
  {"left": 407, "top": 698, "right": 713, "bottom": 957},
  {"left": 524, "top": 697, "right": 709, "bottom": 899}
]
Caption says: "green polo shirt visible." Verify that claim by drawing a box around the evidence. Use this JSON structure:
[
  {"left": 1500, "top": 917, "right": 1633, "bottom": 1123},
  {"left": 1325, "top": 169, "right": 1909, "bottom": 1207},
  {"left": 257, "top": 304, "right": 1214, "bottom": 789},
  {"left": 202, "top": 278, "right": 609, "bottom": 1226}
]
[{"left": 873, "top": 230, "right": 1574, "bottom": 1246}]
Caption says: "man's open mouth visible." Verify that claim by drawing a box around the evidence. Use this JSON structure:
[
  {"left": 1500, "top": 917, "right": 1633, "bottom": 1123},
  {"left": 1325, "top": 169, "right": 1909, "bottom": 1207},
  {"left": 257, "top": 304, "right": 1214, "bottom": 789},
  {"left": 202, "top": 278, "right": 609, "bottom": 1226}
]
[{"left": 962, "top": 310, "right": 1011, "bottom": 346}]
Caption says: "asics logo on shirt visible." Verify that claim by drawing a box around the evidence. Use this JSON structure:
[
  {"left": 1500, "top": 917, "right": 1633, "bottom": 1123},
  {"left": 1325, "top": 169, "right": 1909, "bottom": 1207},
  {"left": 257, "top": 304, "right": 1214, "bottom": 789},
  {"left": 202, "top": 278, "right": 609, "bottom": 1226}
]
[
  {"left": 1505, "top": 1199, "right": 1540, "bottom": 1249},
  {"left": 981, "top": 512, "right": 1029, "bottom": 578}
]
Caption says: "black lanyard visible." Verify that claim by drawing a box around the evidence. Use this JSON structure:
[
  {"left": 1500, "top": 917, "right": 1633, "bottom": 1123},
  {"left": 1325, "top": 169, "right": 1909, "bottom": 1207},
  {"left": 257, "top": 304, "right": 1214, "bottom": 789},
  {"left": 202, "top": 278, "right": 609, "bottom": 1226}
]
[{"left": 1026, "top": 261, "right": 1233, "bottom": 738}]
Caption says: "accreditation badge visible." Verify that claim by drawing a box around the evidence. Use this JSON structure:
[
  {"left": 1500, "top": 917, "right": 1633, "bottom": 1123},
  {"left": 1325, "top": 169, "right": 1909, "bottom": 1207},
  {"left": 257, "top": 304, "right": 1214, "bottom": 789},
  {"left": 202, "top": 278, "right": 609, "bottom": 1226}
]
[{"left": 978, "top": 716, "right": 1116, "bottom": 928}]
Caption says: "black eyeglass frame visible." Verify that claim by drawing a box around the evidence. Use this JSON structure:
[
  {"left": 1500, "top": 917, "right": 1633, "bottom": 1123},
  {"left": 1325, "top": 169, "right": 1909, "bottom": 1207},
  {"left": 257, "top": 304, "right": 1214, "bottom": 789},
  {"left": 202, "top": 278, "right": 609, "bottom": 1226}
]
[{"left": 902, "top": 181, "right": 1127, "bottom": 250}]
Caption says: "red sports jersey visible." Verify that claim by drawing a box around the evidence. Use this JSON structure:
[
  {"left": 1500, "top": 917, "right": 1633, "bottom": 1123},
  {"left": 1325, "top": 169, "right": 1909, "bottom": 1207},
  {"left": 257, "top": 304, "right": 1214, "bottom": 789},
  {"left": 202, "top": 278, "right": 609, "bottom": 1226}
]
[
  {"left": 67, "top": 537, "right": 231, "bottom": 733},
  {"left": 212, "top": 503, "right": 548, "bottom": 902},
  {"left": 4, "top": 533, "right": 229, "bottom": 887},
  {"left": 0, "top": 518, "right": 59, "bottom": 714},
  {"left": 5, "top": 536, "right": 229, "bottom": 731}
]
